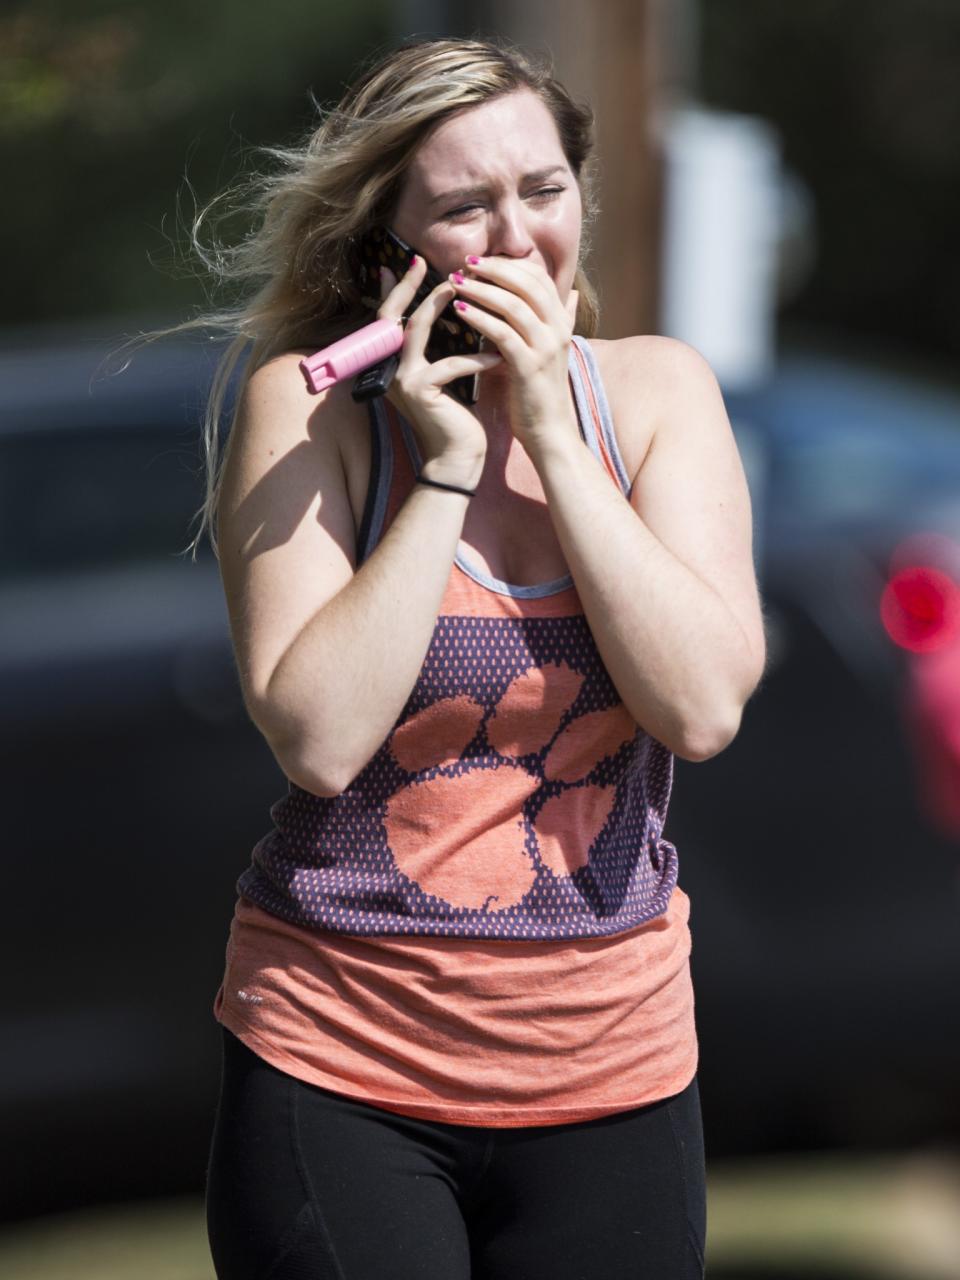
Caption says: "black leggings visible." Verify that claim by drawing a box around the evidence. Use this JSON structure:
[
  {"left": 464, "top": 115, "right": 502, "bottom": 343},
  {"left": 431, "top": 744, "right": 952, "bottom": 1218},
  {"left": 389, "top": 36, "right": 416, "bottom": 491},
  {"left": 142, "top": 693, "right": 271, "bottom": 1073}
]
[{"left": 206, "top": 1028, "right": 706, "bottom": 1280}]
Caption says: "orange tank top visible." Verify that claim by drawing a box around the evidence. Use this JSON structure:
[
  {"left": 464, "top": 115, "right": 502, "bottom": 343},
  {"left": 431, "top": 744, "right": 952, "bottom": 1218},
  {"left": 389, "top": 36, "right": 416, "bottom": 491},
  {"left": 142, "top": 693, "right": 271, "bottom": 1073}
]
[{"left": 215, "top": 337, "right": 698, "bottom": 1125}]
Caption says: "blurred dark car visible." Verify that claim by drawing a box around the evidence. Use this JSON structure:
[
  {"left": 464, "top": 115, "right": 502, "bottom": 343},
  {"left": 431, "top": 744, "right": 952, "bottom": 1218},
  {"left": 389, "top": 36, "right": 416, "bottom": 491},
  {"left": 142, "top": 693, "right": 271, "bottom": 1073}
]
[
  {"left": 674, "top": 346, "right": 960, "bottom": 1156},
  {"left": 3, "top": 328, "right": 959, "bottom": 1221},
  {"left": 1, "top": 327, "right": 286, "bottom": 1221}
]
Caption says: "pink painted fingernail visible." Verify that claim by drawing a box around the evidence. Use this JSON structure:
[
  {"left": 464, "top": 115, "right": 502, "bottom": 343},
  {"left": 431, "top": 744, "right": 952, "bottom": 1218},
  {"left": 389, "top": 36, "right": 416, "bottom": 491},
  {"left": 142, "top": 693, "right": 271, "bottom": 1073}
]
[
  {"left": 451, "top": 271, "right": 465, "bottom": 284},
  {"left": 409, "top": 255, "right": 419, "bottom": 268},
  {"left": 466, "top": 255, "right": 480, "bottom": 266},
  {"left": 454, "top": 300, "right": 468, "bottom": 311}
]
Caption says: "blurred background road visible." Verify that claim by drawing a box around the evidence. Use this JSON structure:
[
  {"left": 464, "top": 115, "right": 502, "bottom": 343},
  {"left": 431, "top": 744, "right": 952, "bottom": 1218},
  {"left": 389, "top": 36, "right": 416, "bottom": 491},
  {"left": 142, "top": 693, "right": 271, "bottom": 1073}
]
[{"left": 2, "top": 1, "right": 959, "bottom": 1276}]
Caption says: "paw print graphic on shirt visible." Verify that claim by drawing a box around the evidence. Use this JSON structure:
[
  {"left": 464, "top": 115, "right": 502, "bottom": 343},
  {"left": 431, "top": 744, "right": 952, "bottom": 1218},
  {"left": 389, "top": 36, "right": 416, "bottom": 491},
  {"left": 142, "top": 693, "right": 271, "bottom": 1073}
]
[{"left": 383, "top": 661, "right": 637, "bottom": 912}]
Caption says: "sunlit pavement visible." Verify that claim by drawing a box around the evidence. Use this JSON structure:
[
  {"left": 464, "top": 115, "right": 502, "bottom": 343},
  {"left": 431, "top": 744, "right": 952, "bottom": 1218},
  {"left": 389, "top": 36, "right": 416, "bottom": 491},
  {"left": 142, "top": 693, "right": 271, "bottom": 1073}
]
[
  {"left": 706, "top": 1150, "right": 960, "bottom": 1279},
  {"left": 1, "top": 1151, "right": 958, "bottom": 1280}
]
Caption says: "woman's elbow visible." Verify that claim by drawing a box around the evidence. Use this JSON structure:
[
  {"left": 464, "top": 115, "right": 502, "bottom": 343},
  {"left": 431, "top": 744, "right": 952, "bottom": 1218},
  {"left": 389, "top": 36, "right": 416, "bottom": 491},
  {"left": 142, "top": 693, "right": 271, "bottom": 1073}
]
[
  {"left": 255, "top": 717, "right": 350, "bottom": 798},
  {"left": 672, "top": 721, "right": 738, "bottom": 763},
  {"left": 672, "top": 663, "right": 765, "bottom": 761},
  {"left": 280, "top": 752, "right": 349, "bottom": 798},
  {"left": 670, "top": 698, "right": 747, "bottom": 763}
]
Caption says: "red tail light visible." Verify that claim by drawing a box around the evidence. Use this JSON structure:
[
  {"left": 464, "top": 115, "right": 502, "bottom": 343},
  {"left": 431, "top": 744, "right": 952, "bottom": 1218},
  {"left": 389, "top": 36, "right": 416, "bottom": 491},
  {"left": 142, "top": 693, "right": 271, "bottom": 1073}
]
[{"left": 880, "top": 565, "right": 960, "bottom": 653}]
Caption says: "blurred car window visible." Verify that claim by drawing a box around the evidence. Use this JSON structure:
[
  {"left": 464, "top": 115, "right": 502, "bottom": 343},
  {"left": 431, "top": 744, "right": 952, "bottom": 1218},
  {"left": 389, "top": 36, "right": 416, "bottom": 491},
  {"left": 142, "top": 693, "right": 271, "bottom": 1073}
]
[
  {"left": 0, "top": 330, "right": 228, "bottom": 578},
  {"left": 1, "top": 425, "right": 203, "bottom": 577}
]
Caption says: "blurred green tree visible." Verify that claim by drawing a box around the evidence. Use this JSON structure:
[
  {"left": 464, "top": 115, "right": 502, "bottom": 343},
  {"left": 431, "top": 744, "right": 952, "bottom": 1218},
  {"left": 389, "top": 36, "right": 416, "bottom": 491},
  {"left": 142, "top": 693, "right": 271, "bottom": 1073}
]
[{"left": 0, "top": 0, "right": 391, "bottom": 327}]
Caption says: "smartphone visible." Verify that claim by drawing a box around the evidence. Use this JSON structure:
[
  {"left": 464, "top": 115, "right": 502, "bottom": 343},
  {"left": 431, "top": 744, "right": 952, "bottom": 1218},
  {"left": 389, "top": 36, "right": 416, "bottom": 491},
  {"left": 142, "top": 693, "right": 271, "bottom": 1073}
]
[{"left": 352, "top": 226, "right": 480, "bottom": 405}]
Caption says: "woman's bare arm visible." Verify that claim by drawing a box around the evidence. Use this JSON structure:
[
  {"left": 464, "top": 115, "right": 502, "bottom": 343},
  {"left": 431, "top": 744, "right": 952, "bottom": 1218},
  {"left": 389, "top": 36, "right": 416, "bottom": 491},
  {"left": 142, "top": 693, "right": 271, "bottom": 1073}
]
[
  {"left": 532, "top": 336, "right": 766, "bottom": 762},
  {"left": 217, "top": 354, "right": 480, "bottom": 796}
]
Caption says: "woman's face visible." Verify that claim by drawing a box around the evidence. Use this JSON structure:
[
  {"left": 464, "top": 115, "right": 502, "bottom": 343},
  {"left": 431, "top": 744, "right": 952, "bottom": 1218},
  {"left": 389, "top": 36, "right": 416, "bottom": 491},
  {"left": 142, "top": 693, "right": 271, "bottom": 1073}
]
[{"left": 390, "top": 88, "right": 583, "bottom": 302}]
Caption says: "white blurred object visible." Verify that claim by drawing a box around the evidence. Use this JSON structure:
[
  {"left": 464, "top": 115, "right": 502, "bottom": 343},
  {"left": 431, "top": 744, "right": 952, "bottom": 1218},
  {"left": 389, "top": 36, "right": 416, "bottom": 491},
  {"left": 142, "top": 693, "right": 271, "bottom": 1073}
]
[{"left": 658, "top": 106, "right": 811, "bottom": 391}]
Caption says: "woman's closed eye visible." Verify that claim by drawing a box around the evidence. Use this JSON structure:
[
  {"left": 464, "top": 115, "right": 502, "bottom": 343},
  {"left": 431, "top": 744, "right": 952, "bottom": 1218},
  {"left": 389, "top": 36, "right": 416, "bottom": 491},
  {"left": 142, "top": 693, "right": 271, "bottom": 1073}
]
[
  {"left": 441, "top": 186, "right": 567, "bottom": 222},
  {"left": 527, "top": 185, "right": 566, "bottom": 202},
  {"left": 442, "top": 203, "right": 484, "bottom": 222}
]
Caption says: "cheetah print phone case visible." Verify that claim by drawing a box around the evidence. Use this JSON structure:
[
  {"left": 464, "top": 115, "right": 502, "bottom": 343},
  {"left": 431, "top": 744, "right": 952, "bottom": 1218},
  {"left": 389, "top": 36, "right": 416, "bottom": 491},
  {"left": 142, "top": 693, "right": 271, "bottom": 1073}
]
[{"left": 354, "top": 226, "right": 480, "bottom": 405}]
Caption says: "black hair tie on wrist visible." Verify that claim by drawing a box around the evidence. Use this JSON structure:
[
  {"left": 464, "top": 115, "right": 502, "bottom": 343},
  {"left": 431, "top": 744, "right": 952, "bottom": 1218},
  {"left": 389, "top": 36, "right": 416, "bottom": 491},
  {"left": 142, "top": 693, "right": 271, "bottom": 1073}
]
[{"left": 416, "top": 475, "right": 476, "bottom": 498}]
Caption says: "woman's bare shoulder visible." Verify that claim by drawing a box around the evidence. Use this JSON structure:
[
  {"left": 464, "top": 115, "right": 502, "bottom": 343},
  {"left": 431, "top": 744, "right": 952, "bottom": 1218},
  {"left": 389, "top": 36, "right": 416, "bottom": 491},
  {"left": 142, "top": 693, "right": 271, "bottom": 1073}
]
[
  {"left": 587, "top": 336, "right": 724, "bottom": 474},
  {"left": 242, "top": 347, "right": 373, "bottom": 540},
  {"left": 245, "top": 346, "right": 353, "bottom": 403},
  {"left": 218, "top": 348, "right": 370, "bottom": 544},
  {"left": 237, "top": 347, "right": 368, "bottom": 453},
  {"left": 588, "top": 333, "right": 716, "bottom": 394}
]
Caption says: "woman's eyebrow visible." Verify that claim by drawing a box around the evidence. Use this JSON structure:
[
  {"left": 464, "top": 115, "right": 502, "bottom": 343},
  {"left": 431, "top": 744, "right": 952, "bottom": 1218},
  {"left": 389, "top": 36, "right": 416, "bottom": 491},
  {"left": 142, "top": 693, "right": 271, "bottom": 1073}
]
[{"left": 427, "top": 165, "right": 568, "bottom": 208}]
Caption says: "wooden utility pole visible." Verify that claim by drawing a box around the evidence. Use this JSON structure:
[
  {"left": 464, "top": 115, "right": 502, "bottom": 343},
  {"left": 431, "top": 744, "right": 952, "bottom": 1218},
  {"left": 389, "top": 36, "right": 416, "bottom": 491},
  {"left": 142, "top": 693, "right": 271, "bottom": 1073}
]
[{"left": 479, "top": 0, "right": 664, "bottom": 339}]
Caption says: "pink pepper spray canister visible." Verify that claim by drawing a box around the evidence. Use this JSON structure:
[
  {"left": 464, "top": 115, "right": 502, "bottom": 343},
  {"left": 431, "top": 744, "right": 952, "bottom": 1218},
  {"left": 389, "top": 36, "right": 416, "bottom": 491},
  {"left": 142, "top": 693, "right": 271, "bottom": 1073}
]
[{"left": 299, "top": 317, "right": 404, "bottom": 394}]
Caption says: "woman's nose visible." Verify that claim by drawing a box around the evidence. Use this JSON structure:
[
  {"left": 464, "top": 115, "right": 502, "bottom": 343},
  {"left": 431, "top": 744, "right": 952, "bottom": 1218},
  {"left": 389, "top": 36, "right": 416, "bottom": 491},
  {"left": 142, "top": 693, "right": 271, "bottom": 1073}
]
[{"left": 486, "top": 201, "right": 536, "bottom": 259}]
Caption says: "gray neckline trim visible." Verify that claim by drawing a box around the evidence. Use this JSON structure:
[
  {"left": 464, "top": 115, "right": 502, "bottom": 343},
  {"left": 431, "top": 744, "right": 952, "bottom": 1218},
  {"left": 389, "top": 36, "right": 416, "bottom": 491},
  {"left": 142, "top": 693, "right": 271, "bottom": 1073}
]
[
  {"left": 570, "top": 336, "right": 632, "bottom": 497},
  {"left": 368, "top": 341, "right": 625, "bottom": 598}
]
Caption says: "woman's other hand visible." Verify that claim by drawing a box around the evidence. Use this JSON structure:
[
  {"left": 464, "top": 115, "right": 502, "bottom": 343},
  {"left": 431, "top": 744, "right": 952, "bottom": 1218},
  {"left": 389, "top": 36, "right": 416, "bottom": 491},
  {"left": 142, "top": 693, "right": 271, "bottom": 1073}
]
[{"left": 448, "top": 255, "right": 581, "bottom": 459}]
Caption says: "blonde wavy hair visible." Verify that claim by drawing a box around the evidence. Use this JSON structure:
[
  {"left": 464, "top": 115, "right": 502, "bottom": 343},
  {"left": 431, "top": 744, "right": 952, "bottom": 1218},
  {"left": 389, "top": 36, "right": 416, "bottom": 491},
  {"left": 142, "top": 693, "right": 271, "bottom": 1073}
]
[{"left": 159, "top": 36, "right": 600, "bottom": 560}]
